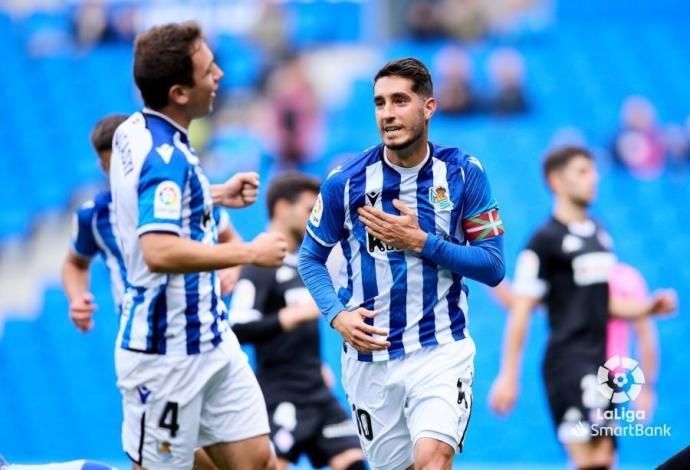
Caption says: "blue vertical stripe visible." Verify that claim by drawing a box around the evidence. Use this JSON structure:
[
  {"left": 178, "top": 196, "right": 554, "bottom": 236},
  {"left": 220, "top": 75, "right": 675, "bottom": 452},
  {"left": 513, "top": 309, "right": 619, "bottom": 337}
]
[
  {"left": 184, "top": 168, "right": 207, "bottom": 353},
  {"left": 96, "top": 202, "right": 128, "bottom": 289},
  {"left": 336, "top": 239, "right": 354, "bottom": 307},
  {"left": 148, "top": 284, "right": 168, "bottom": 353},
  {"left": 381, "top": 164, "right": 407, "bottom": 359},
  {"left": 209, "top": 270, "right": 223, "bottom": 347},
  {"left": 349, "top": 171, "right": 375, "bottom": 362},
  {"left": 415, "top": 160, "right": 439, "bottom": 347},
  {"left": 446, "top": 157, "right": 467, "bottom": 339}
]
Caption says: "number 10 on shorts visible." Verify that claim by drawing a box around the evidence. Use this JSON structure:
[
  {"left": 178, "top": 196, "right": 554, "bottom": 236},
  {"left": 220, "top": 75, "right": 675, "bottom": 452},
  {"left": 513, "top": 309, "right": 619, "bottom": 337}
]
[{"left": 351, "top": 404, "right": 374, "bottom": 441}]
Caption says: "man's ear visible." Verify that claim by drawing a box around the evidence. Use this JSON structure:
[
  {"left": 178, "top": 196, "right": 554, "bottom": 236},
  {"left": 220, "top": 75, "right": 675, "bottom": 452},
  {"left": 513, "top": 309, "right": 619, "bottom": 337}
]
[
  {"left": 424, "top": 96, "right": 437, "bottom": 120},
  {"left": 168, "top": 84, "right": 190, "bottom": 107}
]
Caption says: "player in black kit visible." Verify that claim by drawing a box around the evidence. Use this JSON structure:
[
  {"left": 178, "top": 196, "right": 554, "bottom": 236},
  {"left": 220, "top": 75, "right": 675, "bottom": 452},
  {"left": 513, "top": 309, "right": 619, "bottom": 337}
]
[
  {"left": 229, "top": 173, "right": 365, "bottom": 470},
  {"left": 489, "top": 146, "right": 676, "bottom": 470}
]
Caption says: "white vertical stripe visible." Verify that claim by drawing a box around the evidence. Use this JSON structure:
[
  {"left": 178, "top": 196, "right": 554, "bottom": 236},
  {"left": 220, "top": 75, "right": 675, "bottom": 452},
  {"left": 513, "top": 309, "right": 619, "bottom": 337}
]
[
  {"left": 128, "top": 285, "right": 162, "bottom": 350},
  {"left": 365, "top": 161, "right": 390, "bottom": 361},
  {"left": 400, "top": 171, "right": 423, "bottom": 353},
  {"left": 430, "top": 157, "right": 453, "bottom": 343},
  {"left": 91, "top": 206, "right": 125, "bottom": 308}
]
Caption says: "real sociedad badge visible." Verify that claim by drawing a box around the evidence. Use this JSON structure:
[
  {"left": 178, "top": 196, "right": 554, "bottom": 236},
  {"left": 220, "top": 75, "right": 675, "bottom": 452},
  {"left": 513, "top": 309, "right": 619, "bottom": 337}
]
[{"left": 429, "top": 185, "right": 454, "bottom": 211}]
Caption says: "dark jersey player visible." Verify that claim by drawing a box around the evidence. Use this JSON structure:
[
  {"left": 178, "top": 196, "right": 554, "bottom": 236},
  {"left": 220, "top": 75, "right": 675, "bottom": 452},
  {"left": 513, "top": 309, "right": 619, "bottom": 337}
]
[
  {"left": 489, "top": 146, "right": 676, "bottom": 470},
  {"left": 229, "top": 173, "right": 365, "bottom": 470}
]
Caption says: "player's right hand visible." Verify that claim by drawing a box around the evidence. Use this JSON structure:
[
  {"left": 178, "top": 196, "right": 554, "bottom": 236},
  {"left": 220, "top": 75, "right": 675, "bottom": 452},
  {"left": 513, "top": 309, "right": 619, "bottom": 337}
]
[
  {"left": 249, "top": 232, "right": 287, "bottom": 267},
  {"left": 69, "top": 292, "right": 97, "bottom": 333},
  {"left": 488, "top": 374, "right": 518, "bottom": 416},
  {"left": 332, "top": 308, "right": 390, "bottom": 353}
]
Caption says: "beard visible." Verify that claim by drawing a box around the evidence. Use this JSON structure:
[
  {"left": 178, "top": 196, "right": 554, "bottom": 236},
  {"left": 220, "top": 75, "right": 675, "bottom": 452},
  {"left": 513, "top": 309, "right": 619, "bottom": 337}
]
[
  {"left": 382, "top": 116, "right": 425, "bottom": 152},
  {"left": 570, "top": 194, "right": 593, "bottom": 208}
]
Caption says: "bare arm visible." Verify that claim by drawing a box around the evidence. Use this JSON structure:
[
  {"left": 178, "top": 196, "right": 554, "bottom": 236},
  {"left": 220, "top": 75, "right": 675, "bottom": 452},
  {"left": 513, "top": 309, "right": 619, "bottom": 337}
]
[
  {"left": 140, "top": 231, "right": 286, "bottom": 274},
  {"left": 610, "top": 289, "right": 677, "bottom": 320},
  {"left": 61, "top": 252, "right": 97, "bottom": 332},
  {"left": 489, "top": 295, "right": 540, "bottom": 415}
]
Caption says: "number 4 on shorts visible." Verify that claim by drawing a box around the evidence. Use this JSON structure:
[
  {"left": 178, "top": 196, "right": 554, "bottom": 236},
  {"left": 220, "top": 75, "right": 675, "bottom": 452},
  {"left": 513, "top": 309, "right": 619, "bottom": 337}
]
[{"left": 159, "top": 401, "right": 180, "bottom": 438}]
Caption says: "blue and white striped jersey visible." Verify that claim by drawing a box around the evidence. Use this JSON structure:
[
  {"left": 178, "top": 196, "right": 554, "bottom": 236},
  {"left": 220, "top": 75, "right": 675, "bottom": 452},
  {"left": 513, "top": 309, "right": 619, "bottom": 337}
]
[
  {"left": 71, "top": 190, "right": 127, "bottom": 309},
  {"left": 306, "top": 143, "right": 499, "bottom": 361},
  {"left": 110, "top": 108, "right": 229, "bottom": 356}
]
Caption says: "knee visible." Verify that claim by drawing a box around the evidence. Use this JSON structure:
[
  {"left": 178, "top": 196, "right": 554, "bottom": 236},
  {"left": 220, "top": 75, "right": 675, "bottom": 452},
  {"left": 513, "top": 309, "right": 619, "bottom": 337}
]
[
  {"left": 329, "top": 448, "right": 366, "bottom": 470},
  {"left": 415, "top": 440, "right": 454, "bottom": 470}
]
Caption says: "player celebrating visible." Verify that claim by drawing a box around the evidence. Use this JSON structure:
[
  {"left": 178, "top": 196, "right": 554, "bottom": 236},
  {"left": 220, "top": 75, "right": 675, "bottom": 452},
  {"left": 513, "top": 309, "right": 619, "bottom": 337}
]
[
  {"left": 298, "top": 58, "right": 505, "bottom": 470},
  {"left": 110, "top": 22, "right": 286, "bottom": 469},
  {"left": 229, "top": 173, "right": 365, "bottom": 470},
  {"left": 489, "top": 146, "right": 676, "bottom": 470}
]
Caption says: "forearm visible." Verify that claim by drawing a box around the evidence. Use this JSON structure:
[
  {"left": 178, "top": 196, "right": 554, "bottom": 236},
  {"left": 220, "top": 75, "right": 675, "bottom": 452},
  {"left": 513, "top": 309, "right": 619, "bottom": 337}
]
[
  {"left": 61, "top": 258, "right": 90, "bottom": 301},
  {"left": 232, "top": 316, "right": 283, "bottom": 344},
  {"left": 499, "top": 307, "right": 531, "bottom": 380},
  {"left": 635, "top": 319, "right": 659, "bottom": 384},
  {"left": 609, "top": 298, "right": 650, "bottom": 319},
  {"left": 298, "top": 236, "right": 345, "bottom": 325},
  {"left": 420, "top": 234, "right": 505, "bottom": 286},
  {"left": 141, "top": 234, "right": 256, "bottom": 273},
  {"left": 211, "top": 184, "right": 226, "bottom": 207}
]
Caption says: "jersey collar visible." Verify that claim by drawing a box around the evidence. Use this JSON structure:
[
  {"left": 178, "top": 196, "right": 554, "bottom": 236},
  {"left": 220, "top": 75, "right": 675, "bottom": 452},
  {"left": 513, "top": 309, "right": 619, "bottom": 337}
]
[
  {"left": 142, "top": 107, "right": 189, "bottom": 137},
  {"left": 383, "top": 143, "right": 431, "bottom": 175}
]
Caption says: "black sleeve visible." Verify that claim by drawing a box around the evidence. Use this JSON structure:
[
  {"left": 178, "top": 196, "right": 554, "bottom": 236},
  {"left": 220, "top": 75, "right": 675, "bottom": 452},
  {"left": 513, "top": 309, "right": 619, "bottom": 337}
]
[{"left": 228, "top": 266, "right": 284, "bottom": 344}]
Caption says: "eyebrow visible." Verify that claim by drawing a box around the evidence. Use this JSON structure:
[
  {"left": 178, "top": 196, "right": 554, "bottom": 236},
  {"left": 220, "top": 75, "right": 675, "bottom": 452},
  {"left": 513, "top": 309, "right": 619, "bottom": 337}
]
[{"left": 373, "top": 92, "right": 411, "bottom": 102}]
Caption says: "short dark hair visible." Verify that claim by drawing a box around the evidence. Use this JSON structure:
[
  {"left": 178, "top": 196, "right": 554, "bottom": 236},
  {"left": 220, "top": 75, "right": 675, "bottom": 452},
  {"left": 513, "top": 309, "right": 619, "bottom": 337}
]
[
  {"left": 266, "top": 172, "right": 321, "bottom": 218},
  {"left": 543, "top": 146, "right": 593, "bottom": 179},
  {"left": 374, "top": 57, "right": 433, "bottom": 97},
  {"left": 133, "top": 21, "right": 202, "bottom": 110},
  {"left": 91, "top": 114, "right": 128, "bottom": 153}
]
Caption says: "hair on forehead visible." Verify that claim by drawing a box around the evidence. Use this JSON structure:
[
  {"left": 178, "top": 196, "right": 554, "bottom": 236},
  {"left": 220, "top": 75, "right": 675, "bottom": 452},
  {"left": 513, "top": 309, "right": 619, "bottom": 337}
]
[
  {"left": 543, "top": 145, "right": 593, "bottom": 180},
  {"left": 374, "top": 57, "right": 433, "bottom": 98}
]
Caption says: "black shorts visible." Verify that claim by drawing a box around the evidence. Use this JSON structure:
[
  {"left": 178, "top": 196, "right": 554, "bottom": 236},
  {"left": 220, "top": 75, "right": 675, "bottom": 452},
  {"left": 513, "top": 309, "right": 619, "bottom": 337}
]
[
  {"left": 543, "top": 360, "right": 614, "bottom": 445},
  {"left": 267, "top": 395, "right": 361, "bottom": 467}
]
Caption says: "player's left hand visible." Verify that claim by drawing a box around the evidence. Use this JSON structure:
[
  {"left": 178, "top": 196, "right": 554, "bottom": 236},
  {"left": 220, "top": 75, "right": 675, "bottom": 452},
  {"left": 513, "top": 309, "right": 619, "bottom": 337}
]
[
  {"left": 357, "top": 199, "right": 427, "bottom": 252},
  {"left": 649, "top": 289, "right": 677, "bottom": 317},
  {"left": 218, "top": 172, "right": 260, "bottom": 208}
]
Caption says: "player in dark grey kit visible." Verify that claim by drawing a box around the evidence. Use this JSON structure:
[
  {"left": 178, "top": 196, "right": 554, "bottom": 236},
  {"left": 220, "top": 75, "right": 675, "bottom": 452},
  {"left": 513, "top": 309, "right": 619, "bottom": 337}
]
[
  {"left": 229, "top": 173, "right": 365, "bottom": 470},
  {"left": 489, "top": 146, "right": 676, "bottom": 470}
]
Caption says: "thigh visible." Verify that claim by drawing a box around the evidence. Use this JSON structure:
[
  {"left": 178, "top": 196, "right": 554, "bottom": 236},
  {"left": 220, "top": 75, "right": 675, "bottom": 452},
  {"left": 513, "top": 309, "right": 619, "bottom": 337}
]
[
  {"left": 203, "top": 434, "right": 274, "bottom": 470},
  {"left": 306, "top": 396, "right": 362, "bottom": 469},
  {"left": 405, "top": 339, "right": 475, "bottom": 455},
  {"left": 544, "top": 363, "right": 610, "bottom": 445},
  {"left": 341, "top": 352, "right": 412, "bottom": 470},
  {"left": 198, "top": 343, "right": 271, "bottom": 448},
  {"left": 267, "top": 401, "right": 317, "bottom": 464}
]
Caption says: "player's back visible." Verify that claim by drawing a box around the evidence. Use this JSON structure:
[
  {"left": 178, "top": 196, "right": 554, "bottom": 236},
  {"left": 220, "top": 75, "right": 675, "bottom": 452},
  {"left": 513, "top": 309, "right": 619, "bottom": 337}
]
[
  {"left": 307, "top": 142, "right": 500, "bottom": 362},
  {"left": 110, "top": 109, "right": 228, "bottom": 356}
]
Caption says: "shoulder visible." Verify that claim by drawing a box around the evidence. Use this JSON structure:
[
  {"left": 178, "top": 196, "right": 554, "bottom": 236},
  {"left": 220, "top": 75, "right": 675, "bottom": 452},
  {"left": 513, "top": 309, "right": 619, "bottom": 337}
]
[
  {"left": 431, "top": 144, "right": 486, "bottom": 179},
  {"left": 525, "top": 218, "right": 564, "bottom": 250},
  {"left": 92, "top": 190, "right": 112, "bottom": 211}
]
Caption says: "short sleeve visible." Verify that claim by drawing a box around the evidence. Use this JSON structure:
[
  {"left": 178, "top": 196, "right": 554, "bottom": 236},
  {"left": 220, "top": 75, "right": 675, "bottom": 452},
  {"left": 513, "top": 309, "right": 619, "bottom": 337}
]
[
  {"left": 137, "top": 152, "right": 189, "bottom": 236},
  {"left": 228, "top": 266, "right": 273, "bottom": 324},
  {"left": 305, "top": 170, "right": 345, "bottom": 247},
  {"left": 512, "top": 233, "right": 550, "bottom": 299},
  {"left": 461, "top": 156, "right": 504, "bottom": 243},
  {"left": 71, "top": 202, "right": 99, "bottom": 259}
]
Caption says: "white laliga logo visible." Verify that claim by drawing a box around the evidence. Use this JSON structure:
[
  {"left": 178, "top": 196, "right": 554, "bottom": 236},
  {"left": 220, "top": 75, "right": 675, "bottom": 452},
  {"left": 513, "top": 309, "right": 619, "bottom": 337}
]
[{"left": 597, "top": 355, "right": 645, "bottom": 404}]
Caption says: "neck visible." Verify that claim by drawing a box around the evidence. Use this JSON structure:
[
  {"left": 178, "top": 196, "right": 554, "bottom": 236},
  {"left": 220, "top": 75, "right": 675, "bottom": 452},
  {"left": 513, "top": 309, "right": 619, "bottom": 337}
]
[
  {"left": 553, "top": 197, "right": 588, "bottom": 224},
  {"left": 268, "top": 220, "right": 299, "bottom": 252},
  {"left": 385, "top": 132, "right": 429, "bottom": 168},
  {"left": 156, "top": 105, "right": 191, "bottom": 130}
]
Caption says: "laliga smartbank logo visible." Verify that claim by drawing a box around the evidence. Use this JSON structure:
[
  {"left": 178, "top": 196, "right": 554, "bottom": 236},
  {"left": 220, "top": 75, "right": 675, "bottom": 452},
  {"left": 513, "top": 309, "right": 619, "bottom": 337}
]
[
  {"left": 597, "top": 355, "right": 645, "bottom": 404},
  {"left": 570, "top": 356, "right": 672, "bottom": 439}
]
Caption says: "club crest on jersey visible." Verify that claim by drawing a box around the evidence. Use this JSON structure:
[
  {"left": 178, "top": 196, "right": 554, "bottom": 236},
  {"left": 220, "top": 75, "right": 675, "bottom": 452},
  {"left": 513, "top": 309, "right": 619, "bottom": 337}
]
[
  {"left": 309, "top": 193, "right": 323, "bottom": 227},
  {"left": 429, "top": 185, "right": 454, "bottom": 211}
]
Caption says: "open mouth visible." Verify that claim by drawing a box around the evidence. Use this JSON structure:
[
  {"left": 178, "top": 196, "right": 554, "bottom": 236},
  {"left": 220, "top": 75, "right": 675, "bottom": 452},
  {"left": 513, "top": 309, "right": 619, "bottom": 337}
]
[{"left": 384, "top": 125, "right": 403, "bottom": 135}]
